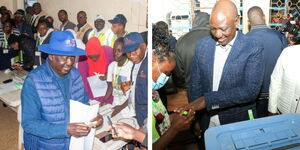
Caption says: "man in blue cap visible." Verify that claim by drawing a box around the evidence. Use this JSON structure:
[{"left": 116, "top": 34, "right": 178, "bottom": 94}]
[
  {"left": 123, "top": 32, "right": 147, "bottom": 126},
  {"left": 106, "top": 14, "right": 129, "bottom": 47},
  {"left": 21, "top": 31, "right": 103, "bottom": 150}
]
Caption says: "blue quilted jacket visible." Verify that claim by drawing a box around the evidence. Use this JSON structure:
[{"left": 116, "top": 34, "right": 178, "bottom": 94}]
[{"left": 21, "top": 59, "right": 88, "bottom": 150}]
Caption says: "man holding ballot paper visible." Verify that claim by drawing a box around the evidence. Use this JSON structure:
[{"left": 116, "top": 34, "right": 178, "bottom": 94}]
[{"left": 21, "top": 31, "right": 103, "bottom": 150}]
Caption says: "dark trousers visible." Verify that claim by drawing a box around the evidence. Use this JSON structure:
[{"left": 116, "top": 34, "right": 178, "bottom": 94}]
[{"left": 256, "top": 94, "right": 269, "bottom": 118}]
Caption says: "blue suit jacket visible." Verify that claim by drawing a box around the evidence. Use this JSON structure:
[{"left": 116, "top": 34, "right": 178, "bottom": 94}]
[
  {"left": 189, "top": 31, "right": 264, "bottom": 128},
  {"left": 246, "top": 27, "right": 287, "bottom": 93}
]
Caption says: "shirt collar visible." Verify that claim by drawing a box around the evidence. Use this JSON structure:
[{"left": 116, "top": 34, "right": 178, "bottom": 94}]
[
  {"left": 250, "top": 24, "right": 268, "bottom": 30},
  {"left": 216, "top": 31, "right": 238, "bottom": 50}
]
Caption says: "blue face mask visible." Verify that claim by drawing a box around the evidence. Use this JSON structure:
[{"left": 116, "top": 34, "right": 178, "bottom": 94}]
[
  {"left": 152, "top": 73, "right": 169, "bottom": 90},
  {"left": 152, "top": 59, "right": 170, "bottom": 90}
]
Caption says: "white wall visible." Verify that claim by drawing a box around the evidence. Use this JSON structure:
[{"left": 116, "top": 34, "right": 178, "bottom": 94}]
[
  {"left": 38, "top": 0, "right": 147, "bottom": 32},
  {"left": 0, "top": 0, "right": 24, "bottom": 14}
]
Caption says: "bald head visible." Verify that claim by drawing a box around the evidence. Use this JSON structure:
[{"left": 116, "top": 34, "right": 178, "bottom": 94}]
[
  {"left": 210, "top": 0, "right": 239, "bottom": 45},
  {"left": 248, "top": 6, "right": 265, "bottom": 25},
  {"left": 211, "top": 0, "right": 238, "bottom": 20}
]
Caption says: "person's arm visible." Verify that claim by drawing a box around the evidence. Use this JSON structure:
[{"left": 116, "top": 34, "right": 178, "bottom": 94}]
[
  {"left": 101, "top": 63, "right": 114, "bottom": 105},
  {"left": 101, "top": 82, "right": 113, "bottom": 105},
  {"left": 188, "top": 41, "right": 204, "bottom": 102},
  {"left": 111, "top": 99, "right": 128, "bottom": 117},
  {"left": 268, "top": 51, "right": 284, "bottom": 114},
  {"left": 21, "top": 76, "right": 69, "bottom": 139}
]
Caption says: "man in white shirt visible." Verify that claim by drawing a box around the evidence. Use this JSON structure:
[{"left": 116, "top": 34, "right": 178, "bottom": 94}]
[{"left": 269, "top": 45, "right": 300, "bottom": 114}]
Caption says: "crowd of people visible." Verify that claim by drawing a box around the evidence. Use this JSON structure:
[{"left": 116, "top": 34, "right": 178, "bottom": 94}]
[
  {"left": 0, "top": 2, "right": 147, "bottom": 150},
  {"left": 152, "top": 0, "right": 300, "bottom": 149}
]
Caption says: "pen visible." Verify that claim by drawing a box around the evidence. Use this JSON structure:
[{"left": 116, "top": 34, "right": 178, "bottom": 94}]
[{"left": 107, "top": 116, "right": 118, "bottom": 136}]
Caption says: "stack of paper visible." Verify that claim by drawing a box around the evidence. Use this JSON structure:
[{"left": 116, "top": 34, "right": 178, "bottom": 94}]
[{"left": 69, "top": 100, "right": 99, "bottom": 150}]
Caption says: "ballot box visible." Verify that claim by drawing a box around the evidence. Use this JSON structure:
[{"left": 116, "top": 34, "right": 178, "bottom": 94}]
[{"left": 205, "top": 114, "right": 300, "bottom": 150}]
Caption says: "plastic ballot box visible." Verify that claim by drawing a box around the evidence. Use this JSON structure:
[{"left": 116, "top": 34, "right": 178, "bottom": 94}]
[{"left": 205, "top": 114, "right": 300, "bottom": 150}]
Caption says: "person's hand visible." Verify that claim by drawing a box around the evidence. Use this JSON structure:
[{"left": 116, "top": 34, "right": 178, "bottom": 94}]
[
  {"left": 67, "top": 122, "right": 90, "bottom": 137},
  {"left": 109, "top": 122, "right": 137, "bottom": 140},
  {"left": 268, "top": 112, "right": 279, "bottom": 116},
  {"left": 111, "top": 105, "right": 125, "bottom": 117},
  {"left": 170, "top": 109, "right": 195, "bottom": 132},
  {"left": 121, "top": 81, "right": 131, "bottom": 95},
  {"left": 12, "top": 63, "right": 23, "bottom": 70},
  {"left": 174, "top": 96, "right": 206, "bottom": 113},
  {"left": 89, "top": 114, "right": 104, "bottom": 128},
  {"left": 99, "top": 75, "right": 107, "bottom": 81}
]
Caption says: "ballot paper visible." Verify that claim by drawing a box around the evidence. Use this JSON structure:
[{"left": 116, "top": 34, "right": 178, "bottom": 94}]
[
  {"left": 87, "top": 75, "right": 108, "bottom": 98},
  {"left": 0, "top": 82, "right": 19, "bottom": 95},
  {"left": 69, "top": 100, "right": 99, "bottom": 150},
  {"left": 98, "top": 104, "right": 113, "bottom": 116}
]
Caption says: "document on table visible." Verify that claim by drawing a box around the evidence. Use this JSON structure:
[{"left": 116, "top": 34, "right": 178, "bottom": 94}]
[
  {"left": 0, "top": 83, "right": 19, "bottom": 95},
  {"left": 87, "top": 75, "right": 108, "bottom": 98},
  {"left": 69, "top": 100, "right": 99, "bottom": 150},
  {"left": 93, "top": 109, "right": 139, "bottom": 150}
]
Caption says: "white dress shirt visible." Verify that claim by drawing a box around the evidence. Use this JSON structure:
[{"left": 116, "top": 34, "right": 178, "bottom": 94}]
[{"left": 268, "top": 45, "right": 300, "bottom": 114}]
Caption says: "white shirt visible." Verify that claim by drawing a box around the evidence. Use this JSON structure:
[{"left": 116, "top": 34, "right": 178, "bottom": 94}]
[
  {"left": 268, "top": 45, "right": 300, "bottom": 114},
  {"left": 107, "top": 60, "right": 134, "bottom": 103},
  {"left": 107, "top": 60, "right": 135, "bottom": 117},
  {"left": 130, "top": 50, "right": 148, "bottom": 111},
  {"left": 209, "top": 32, "right": 238, "bottom": 127}
]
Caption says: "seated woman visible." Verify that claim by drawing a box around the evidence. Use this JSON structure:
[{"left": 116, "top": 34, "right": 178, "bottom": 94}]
[
  {"left": 102, "top": 37, "right": 135, "bottom": 117},
  {"left": 152, "top": 49, "right": 195, "bottom": 150},
  {"left": 78, "top": 37, "right": 113, "bottom": 104}
]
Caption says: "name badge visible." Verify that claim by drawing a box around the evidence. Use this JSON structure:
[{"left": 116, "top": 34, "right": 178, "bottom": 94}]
[
  {"left": 35, "top": 51, "right": 41, "bottom": 56},
  {"left": 3, "top": 49, "right": 9, "bottom": 54}
]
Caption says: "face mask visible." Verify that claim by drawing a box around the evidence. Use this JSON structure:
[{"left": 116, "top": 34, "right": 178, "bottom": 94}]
[
  {"left": 152, "top": 59, "right": 169, "bottom": 90},
  {"left": 152, "top": 73, "right": 169, "bottom": 90}
]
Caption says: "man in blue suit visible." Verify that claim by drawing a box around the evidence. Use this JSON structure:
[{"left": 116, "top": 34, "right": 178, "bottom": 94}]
[
  {"left": 176, "top": 0, "right": 264, "bottom": 149},
  {"left": 246, "top": 6, "right": 287, "bottom": 118}
]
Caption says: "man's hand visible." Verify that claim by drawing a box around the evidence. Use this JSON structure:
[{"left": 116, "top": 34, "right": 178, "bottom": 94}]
[
  {"left": 13, "top": 63, "right": 23, "bottom": 70},
  {"left": 99, "top": 75, "right": 107, "bottom": 81},
  {"left": 67, "top": 122, "right": 90, "bottom": 137},
  {"left": 121, "top": 81, "right": 131, "bottom": 95},
  {"left": 109, "top": 123, "right": 137, "bottom": 140},
  {"left": 89, "top": 114, "right": 104, "bottom": 128},
  {"left": 174, "top": 96, "right": 206, "bottom": 113}
]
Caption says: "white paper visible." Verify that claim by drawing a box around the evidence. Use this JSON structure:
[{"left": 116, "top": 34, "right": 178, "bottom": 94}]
[
  {"left": 87, "top": 75, "right": 108, "bottom": 98},
  {"left": 93, "top": 108, "right": 139, "bottom": 150},
  {"left": 0, "top": 83, "right": 19, "bottom": 95},
  {"left": 69, "top": 100, "right": 99, "bottom": 150},
  {"left": 98, "top": 104, "right": 113, "bottom": 116}
]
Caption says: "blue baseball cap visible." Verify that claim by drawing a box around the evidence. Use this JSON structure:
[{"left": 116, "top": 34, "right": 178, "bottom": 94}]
[
  {"left": 123, "top": 32, "right": 144, "bottom": 54},
  {"left": 108, "top": 14, "right": 127, "bottom": 25},
  {"left": 38, "top": 31, "right": 86, "bottom": 56}
]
